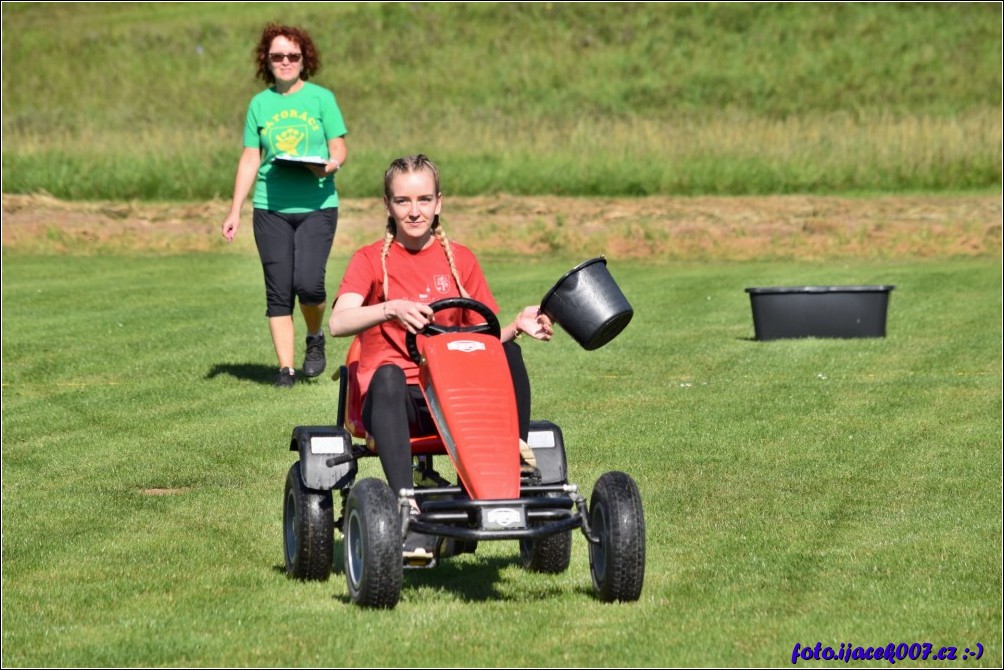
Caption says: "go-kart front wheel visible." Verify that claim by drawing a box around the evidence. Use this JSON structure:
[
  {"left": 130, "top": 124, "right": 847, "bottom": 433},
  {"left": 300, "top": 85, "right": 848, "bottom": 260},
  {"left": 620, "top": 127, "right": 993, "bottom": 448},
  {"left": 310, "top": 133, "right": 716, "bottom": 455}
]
[
  {"left": 589, "top": 471, "right": 646, "bottom": 602},
  {"left": 283, "top": 461, "right": 334, "bottom": 581},
  {"left": 343, "top": 478, "right": 403, "bottom": 608}
]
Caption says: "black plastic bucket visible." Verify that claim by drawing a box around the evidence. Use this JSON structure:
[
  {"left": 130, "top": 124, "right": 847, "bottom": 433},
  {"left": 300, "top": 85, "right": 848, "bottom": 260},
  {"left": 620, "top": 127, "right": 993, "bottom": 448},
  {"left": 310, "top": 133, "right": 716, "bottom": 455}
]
[
  {"left": 540, "top": 257, "right": 633, "bottom": 350},
  {"left": 745, "top": 285, "right": 895, "bottom": 341}
]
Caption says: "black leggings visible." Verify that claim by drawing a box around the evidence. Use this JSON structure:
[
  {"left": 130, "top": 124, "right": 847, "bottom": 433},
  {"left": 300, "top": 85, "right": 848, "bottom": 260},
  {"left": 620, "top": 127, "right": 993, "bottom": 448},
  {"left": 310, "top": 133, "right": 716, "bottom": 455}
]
[
  {"left": 253, "top": 207, "right": 337, "bottom": 317},
  {"left": 362, "top": 341, "right": 532, "bottom": 495}
]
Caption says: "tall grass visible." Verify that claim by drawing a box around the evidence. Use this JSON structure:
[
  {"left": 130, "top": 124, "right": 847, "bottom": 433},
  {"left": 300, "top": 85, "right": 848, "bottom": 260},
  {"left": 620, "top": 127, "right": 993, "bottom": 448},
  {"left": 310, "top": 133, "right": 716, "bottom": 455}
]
[
  {"left": 1, "top": 2, "right": 1000, "bottom": 199},
  {"left": 2, "top": 252, "right": 1000, "bottom": 666}
]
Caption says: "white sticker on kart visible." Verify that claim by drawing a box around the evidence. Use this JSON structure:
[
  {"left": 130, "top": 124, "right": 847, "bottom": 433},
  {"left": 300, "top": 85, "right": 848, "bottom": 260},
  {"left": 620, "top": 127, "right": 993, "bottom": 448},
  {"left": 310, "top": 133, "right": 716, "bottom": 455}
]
[
  {"left": 528, "top": 431, "right": 556, "bottom": 449},
  {"left": 310, "top": 436, "right": 346, "bottom": 454},
  {"left": 486, "top": 507, "right": 524, "bottom": 529},
  {"left": 447, "top": 340, "right": 486, "bottom": 353}
]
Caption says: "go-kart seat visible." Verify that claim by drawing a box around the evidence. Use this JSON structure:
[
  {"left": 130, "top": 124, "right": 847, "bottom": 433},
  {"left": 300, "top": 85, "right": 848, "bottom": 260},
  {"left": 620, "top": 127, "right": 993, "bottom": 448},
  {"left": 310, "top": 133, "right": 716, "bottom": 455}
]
[{"left": 340, "top": 336, "right": 446, "bottom": 455}]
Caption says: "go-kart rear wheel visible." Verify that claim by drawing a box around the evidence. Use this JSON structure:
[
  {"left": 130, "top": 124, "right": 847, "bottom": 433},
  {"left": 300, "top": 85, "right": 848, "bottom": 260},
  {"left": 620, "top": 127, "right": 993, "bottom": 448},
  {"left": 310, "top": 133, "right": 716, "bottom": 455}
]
[
  {"left": 519, "top": 490, "right": 572, "bottom": 573},
  {"left": 589, "top": 471, "right": 645, "bottom": 602},
  {"left": 438, "top": 537, "right": 478, "bottom": 559},
  {"left": 283, "top": 462, "right": 334, "bottom": 581},
  {"left": 343, "top": 478, "right": 403, "bottom": 608},
  {"left": 519, "top": 529, "right": 572, "bottom": 574}
]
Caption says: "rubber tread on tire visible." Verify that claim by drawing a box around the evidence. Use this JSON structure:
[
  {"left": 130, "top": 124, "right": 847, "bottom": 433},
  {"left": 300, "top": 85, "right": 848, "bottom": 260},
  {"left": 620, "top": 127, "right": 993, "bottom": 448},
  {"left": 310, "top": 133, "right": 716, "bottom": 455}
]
[
  {"left": 519, "top": 501, "right": 573, "bottom": 575},
  {"left": 343, "top": 478, "right": 404, "bottom": 608},
  {"left": 283, "top": 461, "right": 334, "bottom": 581},
  {"left": 589, "top": 471, "right": 646, "bottom": 602}
]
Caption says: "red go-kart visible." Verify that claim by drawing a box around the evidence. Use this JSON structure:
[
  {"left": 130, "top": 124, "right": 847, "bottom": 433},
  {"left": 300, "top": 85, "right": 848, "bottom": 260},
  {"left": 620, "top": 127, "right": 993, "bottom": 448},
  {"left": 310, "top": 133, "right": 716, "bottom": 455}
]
[{"left": 282, "top": 298, "right": 645, "bottom": 608}]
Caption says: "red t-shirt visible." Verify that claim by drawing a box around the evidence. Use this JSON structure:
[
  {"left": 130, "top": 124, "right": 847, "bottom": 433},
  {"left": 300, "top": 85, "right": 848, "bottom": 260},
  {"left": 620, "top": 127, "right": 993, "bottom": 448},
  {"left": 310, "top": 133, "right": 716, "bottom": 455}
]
[{"left": 336, "top": 239, "right": 499, "bottom": 397}]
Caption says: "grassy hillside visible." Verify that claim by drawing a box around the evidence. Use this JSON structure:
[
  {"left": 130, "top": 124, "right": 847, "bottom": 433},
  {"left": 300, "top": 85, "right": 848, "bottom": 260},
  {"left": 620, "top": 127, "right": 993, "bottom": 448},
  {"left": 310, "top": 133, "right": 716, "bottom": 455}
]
[{"left": 1, "top": 2, "right": 1001, "bottom": 198}]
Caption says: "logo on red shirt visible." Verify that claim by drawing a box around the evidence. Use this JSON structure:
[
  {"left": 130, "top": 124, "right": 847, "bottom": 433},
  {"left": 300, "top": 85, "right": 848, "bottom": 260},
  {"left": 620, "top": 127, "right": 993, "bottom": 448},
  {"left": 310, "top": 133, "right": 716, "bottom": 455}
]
[{"left": 434, "top": 274, "right": 452, "bottom": 294}]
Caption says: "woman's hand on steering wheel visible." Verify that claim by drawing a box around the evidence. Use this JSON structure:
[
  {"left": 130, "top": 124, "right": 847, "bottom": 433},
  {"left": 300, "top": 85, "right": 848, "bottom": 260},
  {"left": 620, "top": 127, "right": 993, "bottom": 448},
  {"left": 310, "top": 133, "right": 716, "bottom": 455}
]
[
  {"left": 385, "top": 299, "right": 435, "bottom": 334},
  {"left": 404, "top": 298, "right": 502, "bottom": 364}
]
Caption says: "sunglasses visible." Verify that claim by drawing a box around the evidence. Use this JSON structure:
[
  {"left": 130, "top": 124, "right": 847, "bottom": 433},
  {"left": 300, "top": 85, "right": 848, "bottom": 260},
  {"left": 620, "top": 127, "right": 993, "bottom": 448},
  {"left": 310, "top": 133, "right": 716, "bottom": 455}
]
[{"left": 269, "top": 52, "right": 302, "bottom": 64}]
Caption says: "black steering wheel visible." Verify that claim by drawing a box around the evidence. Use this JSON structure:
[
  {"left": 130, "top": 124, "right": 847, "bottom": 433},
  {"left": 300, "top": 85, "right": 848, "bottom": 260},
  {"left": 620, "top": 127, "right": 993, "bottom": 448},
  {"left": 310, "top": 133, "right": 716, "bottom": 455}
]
[{"left": 405, "top": 297, "right": 502, "bottom": 365}]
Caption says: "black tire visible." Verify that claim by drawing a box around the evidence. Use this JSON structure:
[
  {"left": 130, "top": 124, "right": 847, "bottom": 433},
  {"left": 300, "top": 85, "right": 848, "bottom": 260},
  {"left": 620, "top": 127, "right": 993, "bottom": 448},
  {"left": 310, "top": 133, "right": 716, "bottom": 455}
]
[
  {"left": 438, "top": 537, "right": 478, "bottom": 559},
  {"left": 283, "top": 462, "right": 334, "bottom": 581},
  {"left": 520, "top": 529, "right": 572, "bottom": 573},
  {"left": 589, "top": 471, "right": 645, "bottom": 602},
  {"left": 519, "top": 491, "right": 572, "bottom": 574},
  {"left": 343, "top": 478, "right": 403, "bottom": 608}
]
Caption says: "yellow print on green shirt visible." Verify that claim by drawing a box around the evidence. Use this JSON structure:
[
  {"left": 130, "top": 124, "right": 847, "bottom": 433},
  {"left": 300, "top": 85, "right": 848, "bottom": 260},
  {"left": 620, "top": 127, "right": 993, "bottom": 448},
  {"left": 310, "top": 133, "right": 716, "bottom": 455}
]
[
  {"left": 274, "top": 127, "right": 306, "bottom": 156},
  {"left": 261, "top": 108, "right": 323, "bottom": 156}
]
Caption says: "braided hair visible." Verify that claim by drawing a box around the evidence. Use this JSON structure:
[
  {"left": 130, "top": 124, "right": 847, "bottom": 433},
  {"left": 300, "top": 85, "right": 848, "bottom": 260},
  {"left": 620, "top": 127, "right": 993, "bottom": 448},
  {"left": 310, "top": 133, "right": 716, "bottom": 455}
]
[{"left": 380, "top": 155, "right": 470, "bottom": 301}]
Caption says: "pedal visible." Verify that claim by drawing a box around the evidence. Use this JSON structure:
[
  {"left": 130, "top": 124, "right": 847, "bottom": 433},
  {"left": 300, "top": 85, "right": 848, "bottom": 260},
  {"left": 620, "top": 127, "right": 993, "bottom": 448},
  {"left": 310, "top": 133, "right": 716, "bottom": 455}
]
[
  {"left": 402, "top": 531, "right": 439, "bottom": 568},
  {"left": 403, "top": 554, "right": 437, "bottom": 569}
]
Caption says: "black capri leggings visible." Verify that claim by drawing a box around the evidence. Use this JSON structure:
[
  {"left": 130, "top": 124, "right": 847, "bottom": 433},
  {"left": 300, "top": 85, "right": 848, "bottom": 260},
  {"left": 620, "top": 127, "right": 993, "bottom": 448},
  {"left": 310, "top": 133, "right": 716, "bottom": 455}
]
[
  {"left": 253, "top": 207, "right": 337, "bottom": 317},
  {"left": 362, "top": 341, "right": 532, "bottom": 495}
]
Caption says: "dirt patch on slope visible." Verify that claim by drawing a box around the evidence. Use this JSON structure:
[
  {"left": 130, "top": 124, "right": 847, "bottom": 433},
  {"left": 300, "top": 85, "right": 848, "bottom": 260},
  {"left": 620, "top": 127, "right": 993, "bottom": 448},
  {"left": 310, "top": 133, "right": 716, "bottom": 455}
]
[{"left": 2, "top": 192, "right": 1000, "bottom": 260}]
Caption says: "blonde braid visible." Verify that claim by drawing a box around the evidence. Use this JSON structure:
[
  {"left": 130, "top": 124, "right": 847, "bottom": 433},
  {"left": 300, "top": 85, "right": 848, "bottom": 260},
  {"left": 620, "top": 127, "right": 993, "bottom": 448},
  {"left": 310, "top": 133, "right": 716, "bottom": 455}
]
[
  {"left": 380, "top": 228, "right": 394, "bottom": 301},
  {"left": 435, "top": 225, "right": 470, "bottom": 298}
]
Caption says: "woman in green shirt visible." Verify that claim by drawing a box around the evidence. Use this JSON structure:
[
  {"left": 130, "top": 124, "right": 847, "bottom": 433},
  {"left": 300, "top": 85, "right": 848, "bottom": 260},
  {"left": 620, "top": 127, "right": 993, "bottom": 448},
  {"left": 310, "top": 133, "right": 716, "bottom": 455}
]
[{"left": 221, "top": 22, "right": 348, "bottom": 387}]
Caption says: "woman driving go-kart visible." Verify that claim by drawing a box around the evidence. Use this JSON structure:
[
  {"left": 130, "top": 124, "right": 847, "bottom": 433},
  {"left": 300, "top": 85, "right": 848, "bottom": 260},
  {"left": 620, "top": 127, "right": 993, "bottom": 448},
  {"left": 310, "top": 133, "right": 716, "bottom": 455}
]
[
  {"left": 282, "top": 153, "right": 645, "bottom": 609},
  {"left": 328, "top": 153, "right": 553, "bottom": 556}
]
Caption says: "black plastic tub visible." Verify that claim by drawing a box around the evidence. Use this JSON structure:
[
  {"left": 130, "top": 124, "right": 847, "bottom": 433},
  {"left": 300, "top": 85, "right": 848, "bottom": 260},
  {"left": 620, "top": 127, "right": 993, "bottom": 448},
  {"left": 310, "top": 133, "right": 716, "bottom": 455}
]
[{"left": 745, "top": 285, "right": 894, "bottom": 341}]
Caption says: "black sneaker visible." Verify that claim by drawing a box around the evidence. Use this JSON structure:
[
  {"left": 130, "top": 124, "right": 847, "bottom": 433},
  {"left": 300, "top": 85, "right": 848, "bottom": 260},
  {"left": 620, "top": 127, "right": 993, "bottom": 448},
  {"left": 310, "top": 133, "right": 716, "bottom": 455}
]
[
  {"left": 303, "top": 333, "right": 326, "bottom": 378},
  {"left": 275, "top": 366, "right": 295, "bottom": 388}
]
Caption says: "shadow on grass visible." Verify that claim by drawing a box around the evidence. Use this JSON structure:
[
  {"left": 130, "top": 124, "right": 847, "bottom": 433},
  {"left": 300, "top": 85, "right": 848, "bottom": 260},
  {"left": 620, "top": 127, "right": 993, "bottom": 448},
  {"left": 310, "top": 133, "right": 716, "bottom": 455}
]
[
  {"left": 400, "top": 554, "right": 528, "bottom": 602},
  {"left": 273, "top": 539, "right": 571, "bottom": 604},
  {"left": 330, "top": 543, "right": 537, "bottom": 603},
  {"left": 204, "top": 362, "right": 324, "bottom": 385}
]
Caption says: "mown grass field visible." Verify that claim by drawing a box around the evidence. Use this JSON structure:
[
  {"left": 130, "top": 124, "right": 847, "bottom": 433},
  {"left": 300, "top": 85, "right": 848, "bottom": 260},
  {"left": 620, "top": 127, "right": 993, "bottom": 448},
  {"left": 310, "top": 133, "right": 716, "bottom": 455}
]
[
  {"left": 2, "top": 247, "right": 1001, "bottom": 667},
  {"left": 2, "top": 1, "right": 1001, "bottom": 667}
]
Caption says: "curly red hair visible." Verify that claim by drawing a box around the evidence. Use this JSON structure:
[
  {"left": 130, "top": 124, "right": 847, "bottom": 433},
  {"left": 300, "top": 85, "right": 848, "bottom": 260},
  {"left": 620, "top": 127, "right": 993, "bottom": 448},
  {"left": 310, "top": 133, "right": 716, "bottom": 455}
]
[{"left": 254, "top": 23, "right": 321, "bottom": 84}]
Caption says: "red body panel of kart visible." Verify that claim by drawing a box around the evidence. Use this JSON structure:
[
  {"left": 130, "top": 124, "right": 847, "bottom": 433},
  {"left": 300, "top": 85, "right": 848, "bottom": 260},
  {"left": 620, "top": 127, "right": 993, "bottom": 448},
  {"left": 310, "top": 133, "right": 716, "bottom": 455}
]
[
  {"left": 342, "top": 333, "right": 521, "bottom": 500},
  {"left": 418, "top": 333, "right": 521, "bottom": 501}
]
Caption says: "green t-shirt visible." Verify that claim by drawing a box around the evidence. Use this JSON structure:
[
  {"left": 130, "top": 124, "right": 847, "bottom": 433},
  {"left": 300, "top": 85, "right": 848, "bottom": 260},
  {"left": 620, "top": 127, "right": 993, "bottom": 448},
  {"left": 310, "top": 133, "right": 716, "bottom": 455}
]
[{"left": 243, "top": 81, "right": 348, "bottom": 213}]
